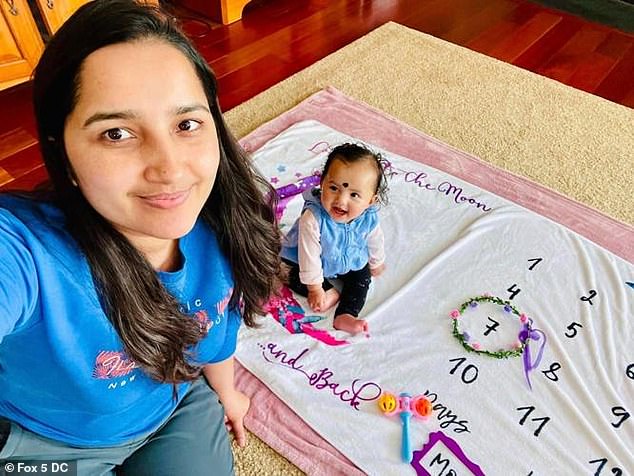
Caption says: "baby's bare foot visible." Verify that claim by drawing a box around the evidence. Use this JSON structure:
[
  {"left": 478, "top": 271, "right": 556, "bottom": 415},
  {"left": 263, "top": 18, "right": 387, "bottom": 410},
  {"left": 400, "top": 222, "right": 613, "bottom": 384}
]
[
  {"left": 322, "top": 288, "right": 340, "bottom": 311},
  {"left": 333, "top": 314, "right": 368, "bottom": 335}
]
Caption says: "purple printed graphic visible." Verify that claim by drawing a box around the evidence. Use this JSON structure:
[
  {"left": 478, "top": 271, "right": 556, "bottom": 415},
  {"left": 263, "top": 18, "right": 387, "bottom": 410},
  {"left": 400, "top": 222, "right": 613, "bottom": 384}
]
[
  {"left": 273, "top": 173, "right": 321, "bottom": 221},
  {"left": 411, "top": 431, "right": 484, "bottom": 476},
  {"left": 308, "top": 141, "right": 330, "bottom": 155},
  {"left": 259, "top": 341, "right": 381, "bottom": 410},
  {"left": 263, "top": 286, "right": 349, "bottom": 346}
]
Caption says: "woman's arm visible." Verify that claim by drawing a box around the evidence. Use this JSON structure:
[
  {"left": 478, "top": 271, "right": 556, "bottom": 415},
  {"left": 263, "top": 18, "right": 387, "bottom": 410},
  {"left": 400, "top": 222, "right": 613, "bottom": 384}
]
[
  {"left": 202, "top": 357, "right": 250, "bottom": 447},
  {"left": 0, "top": 210, "right": 38, "bottom": 343}
]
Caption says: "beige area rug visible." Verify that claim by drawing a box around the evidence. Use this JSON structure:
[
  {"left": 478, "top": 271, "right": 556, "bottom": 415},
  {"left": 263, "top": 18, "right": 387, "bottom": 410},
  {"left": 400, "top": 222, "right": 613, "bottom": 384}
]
[{"left": 224, "top": 22, "right": 634, "bottom": 475}]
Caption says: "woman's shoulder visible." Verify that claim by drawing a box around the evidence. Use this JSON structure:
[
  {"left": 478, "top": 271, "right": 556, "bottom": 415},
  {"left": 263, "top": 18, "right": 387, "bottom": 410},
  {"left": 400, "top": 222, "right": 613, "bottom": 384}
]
[
  {"left": 0, "top": 192, "right": 66, "bottom": 239},
  {"left": 178, "top": 218, "right": 234, "bottom": 284},
  {"left": 182, "top": 217, "right": 223, "bottom": 258},
  {"left": 0, "top": 192, "right": 63, "bottom": 220}
]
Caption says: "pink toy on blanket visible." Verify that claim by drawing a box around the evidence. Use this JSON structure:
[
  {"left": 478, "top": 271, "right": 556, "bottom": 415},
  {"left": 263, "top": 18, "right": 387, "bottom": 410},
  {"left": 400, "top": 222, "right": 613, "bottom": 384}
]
[{"left": 263, "top": 286, "right": 349, "bottom": 346}]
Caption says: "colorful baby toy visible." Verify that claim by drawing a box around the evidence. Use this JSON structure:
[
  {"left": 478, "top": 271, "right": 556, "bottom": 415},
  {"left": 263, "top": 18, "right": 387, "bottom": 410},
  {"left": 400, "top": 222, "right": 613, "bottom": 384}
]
[{"left": 378, "top": 392, "right": 432, "bottom": 463}]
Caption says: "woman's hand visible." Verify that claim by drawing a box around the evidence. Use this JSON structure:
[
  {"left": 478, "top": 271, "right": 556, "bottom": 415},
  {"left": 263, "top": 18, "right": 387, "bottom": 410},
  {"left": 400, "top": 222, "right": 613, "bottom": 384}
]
[
  {"left": 202, "top": 359, "right": 250, "bottom": 447},
  {"left": 221, "top": 389, "right": 250, "bottom": 448}
]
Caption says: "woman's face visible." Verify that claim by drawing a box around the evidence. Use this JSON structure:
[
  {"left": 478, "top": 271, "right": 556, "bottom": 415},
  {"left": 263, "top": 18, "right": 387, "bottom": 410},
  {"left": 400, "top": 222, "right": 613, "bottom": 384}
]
[{"left": 63, "top": 39, "right": 219, "bottom": 252}]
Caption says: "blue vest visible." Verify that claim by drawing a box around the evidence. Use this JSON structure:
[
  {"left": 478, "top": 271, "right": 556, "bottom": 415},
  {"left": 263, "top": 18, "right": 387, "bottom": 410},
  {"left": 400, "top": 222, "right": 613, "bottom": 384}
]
[{"left": 281, "top": 188, "right": 379, "bottom": 278}]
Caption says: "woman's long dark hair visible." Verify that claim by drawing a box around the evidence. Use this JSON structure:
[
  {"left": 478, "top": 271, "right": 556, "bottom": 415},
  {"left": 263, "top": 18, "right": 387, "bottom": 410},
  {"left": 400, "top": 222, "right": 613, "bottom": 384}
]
[{"left": 32, "top": 0, "right": 280, "bottom": 384}]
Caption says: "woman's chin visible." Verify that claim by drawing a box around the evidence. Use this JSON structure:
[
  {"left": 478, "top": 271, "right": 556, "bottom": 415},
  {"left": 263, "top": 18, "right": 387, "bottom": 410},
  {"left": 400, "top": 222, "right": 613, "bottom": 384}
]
[{"left": 117, "top": 219, "right": 197, "bottom": 243}]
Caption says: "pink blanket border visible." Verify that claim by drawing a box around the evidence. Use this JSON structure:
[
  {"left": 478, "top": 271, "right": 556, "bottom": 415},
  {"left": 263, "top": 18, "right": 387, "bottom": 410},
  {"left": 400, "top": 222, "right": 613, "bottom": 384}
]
[{"left": 235, "top": 86, "right": 633, "bottom": 475}]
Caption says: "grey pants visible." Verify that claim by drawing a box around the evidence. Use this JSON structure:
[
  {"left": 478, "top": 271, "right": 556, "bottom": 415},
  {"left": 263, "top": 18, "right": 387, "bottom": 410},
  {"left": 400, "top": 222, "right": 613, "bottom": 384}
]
[{"left": 0, "top": 378, "right": 233, "bottom": 476}]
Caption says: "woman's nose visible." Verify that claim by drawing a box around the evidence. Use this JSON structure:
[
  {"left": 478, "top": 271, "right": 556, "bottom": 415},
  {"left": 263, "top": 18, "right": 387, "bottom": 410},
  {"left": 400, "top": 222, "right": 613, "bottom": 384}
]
[{"left": 144, "top": 136, "right": 184, "bottom": 183}]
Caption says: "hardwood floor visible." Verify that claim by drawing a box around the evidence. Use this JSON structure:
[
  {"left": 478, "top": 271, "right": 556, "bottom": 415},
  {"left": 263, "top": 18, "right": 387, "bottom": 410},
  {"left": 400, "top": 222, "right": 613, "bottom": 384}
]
[{"left": 1, "top": 0, "right": 632, "bottom": 190}]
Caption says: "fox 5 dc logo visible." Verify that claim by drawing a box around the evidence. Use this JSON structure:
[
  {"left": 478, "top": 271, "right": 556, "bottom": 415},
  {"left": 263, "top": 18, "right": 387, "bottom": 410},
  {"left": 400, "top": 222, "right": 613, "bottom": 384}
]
[{"left": 3, "top": 461, "right": 72, "bottom": 474}]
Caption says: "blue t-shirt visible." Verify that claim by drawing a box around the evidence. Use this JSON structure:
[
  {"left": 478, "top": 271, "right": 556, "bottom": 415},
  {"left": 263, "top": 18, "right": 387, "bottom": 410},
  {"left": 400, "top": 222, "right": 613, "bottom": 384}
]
[{"left": 0, "top": 195, "right": 240, "bottom": 446}]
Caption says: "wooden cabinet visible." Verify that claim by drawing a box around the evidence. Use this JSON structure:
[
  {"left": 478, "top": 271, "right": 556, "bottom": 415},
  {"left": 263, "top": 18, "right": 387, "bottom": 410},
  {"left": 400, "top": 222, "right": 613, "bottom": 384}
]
[
  {"left": 32, "top": 0, "right": 92, "bottom": 36},
  {"left": 177, "top": 0, "right": 253, "bottom": 25},
  {"left": 0, "top": 0, "right": 159, "bottom": 91},
  {"left": 0, "top": 0, "right": 45, "bottom": 90}
]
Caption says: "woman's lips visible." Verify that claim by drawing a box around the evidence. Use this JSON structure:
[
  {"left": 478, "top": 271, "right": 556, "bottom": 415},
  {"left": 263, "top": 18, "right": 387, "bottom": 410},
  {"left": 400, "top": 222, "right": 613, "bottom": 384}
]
[{"left": 139, "top": 189, "right": 191, "bottom": 209}]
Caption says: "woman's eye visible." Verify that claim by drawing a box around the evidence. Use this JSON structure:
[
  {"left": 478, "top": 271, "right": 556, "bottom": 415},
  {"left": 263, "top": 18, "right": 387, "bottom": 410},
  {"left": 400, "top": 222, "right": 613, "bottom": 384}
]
[
  {"left": 103, "top": 128, "right": 132, "bottom": 141},
  {"left": 177, "top": 119, "right": 202, "bottom": 132}
]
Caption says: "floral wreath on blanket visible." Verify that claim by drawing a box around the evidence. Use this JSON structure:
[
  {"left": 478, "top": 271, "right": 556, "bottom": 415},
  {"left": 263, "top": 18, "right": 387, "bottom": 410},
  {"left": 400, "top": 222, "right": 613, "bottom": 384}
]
[
  {"left": 449, "top": 294, "right": 548, "bottom": 390},
  {"left": 450, "top": 295, "right": 531, "bottom": 358}
]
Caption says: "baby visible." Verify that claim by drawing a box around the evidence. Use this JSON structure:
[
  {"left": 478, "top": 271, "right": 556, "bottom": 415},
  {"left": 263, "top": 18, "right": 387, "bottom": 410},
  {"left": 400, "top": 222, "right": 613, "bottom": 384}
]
[{"left": 281, "top": 143, "right": 388, "bottom": 334}]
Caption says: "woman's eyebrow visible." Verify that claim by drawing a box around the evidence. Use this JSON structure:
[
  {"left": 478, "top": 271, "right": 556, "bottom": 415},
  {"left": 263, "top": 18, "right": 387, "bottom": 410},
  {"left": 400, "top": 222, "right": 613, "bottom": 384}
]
[
  {"left": 83, "top": 110, "right": 137, "bottom": 128},
  {"left": 174, "top": 104, "right": 211, "bottom": 115},
  {"left": 82, "top": 104, "right": 211, "bottom": 128}
]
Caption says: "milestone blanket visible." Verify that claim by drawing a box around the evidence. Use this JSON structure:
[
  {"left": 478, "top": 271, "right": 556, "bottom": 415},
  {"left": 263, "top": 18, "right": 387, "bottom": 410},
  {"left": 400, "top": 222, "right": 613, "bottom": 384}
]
[{"left": 235, "top": 119, "right": 633, "bottom": 475}]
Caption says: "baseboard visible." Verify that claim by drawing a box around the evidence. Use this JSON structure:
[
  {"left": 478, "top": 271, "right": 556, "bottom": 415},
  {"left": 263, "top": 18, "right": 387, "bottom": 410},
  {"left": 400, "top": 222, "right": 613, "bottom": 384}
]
[{"left": 531, "top": 0, "right": 634, "bottom": 32}]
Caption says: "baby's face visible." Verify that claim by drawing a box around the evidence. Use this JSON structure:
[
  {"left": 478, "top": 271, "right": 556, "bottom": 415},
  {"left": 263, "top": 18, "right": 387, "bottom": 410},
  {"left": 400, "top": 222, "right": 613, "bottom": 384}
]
[{"left": 320, "top": 158, "right": 377, "bottom": 223}]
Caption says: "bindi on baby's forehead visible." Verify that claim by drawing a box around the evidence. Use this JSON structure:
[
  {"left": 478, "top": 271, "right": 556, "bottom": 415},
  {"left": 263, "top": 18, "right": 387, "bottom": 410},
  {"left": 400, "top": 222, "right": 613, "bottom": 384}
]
[{"left": 324, "top": 156, "right": 379, "bottom": 191}]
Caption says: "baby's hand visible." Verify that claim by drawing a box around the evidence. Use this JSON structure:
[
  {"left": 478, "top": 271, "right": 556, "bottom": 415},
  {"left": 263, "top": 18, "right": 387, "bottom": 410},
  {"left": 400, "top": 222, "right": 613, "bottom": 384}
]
[
  {"left": 308, "top": 286, "right": 326, "bottom": 312},
  {"left": 371, "top": 263, "right": 386, "bottom": 277}
]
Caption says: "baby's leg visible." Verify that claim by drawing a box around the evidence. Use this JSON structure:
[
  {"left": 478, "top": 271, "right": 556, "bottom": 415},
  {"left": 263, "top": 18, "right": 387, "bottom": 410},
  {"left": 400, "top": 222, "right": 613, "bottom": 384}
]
[
  {"left": 283, "top": 259, "right": 337, "bottom": 309},
  {"left": 322, "top": 288, "right": 340, "bottom": 311},
  {"left": 333, "top": 314, "right": 368, "bottom": 334},
  {"left": 333, "top": 265, "right": 372, "bottom": 334},
  {"left": 282, "top": 259, "right": 309, "bottom": 296}
]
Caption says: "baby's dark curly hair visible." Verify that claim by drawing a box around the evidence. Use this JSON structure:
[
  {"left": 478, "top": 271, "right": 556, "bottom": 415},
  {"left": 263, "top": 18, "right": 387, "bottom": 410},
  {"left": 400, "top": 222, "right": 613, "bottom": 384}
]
[{"left": 322, "top": 143, "right": 389, "bottom": 205}]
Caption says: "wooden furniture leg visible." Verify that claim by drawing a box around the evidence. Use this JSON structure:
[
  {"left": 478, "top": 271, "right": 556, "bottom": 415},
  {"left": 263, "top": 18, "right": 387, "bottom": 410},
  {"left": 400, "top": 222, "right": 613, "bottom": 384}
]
[{"left": 219, "top": 0, "right": 252, "bottom": 24}]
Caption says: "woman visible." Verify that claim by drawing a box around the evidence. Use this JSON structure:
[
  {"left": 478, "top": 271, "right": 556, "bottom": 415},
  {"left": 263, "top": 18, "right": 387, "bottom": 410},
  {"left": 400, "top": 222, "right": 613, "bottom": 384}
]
[{"left": 0, "top": 1, "right": 280, "bottom": 474}]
